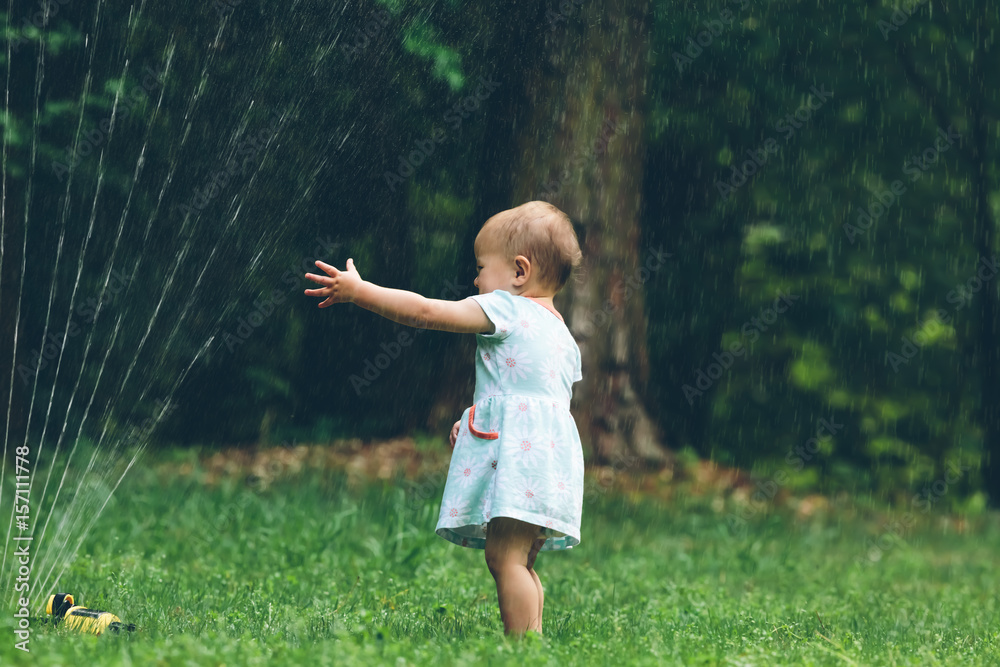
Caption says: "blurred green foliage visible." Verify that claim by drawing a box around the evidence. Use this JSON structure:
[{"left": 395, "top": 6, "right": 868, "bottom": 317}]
[{"left": 2, "top": 0, "right": 998, "bottom": 502}]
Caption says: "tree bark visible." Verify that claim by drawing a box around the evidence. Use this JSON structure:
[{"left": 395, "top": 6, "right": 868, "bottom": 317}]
[{"left": 507, "top": 0, "right": 668, "bottom": 466}]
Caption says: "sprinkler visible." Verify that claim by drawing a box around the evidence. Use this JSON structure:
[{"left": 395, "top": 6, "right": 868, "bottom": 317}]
[{"left": 45, "top": 593, "right": 136, "bottom": 635}]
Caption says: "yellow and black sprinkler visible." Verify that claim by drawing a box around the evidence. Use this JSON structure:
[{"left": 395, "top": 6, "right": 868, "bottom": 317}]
[{"left": 45, "top": 593, "right": 136, "bottom": 635}]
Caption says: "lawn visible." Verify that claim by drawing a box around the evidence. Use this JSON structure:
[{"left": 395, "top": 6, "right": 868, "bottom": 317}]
[{"left": 1, "top": 445, "right": 997, "bottom": 666}]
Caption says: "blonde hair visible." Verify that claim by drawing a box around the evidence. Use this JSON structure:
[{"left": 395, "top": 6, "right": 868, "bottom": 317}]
[{"left": 475, "top": 201, "right": 582, "bottom": 291}]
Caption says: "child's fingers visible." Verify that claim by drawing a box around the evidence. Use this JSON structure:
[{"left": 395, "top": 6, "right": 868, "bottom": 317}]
[
  {"left": 303, "top": 272, "right": 331, "bottom": 285},
  {"left": 315, "top": 260, "right": 340, "bottom": 276}
]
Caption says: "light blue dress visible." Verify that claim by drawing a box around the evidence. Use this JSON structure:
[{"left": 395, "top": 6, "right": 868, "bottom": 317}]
[{"left": 435, "top": 289, "right": 584, "bottom": 551}]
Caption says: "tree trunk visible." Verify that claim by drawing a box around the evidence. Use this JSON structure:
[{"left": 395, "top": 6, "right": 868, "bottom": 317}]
[{"left": 508, "top": 0, "right": 668, "bottom": 466}]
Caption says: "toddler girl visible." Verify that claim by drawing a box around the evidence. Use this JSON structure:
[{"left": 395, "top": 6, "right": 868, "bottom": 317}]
[{"left": 305, "top": 201, "right": 584, "bottom": 638}]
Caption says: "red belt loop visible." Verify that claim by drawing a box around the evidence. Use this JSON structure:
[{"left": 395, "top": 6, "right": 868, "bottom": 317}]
[{"left": 468, "top": 404, "right": 499, "bottom": 440}]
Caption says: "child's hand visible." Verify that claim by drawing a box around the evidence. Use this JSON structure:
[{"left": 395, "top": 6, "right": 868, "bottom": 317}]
[
  {"left": 304, "top": 258, "right": 363, "bottom": 307},
  {"left": 449, "top": 420, "right": 460, "bottom": 449}
]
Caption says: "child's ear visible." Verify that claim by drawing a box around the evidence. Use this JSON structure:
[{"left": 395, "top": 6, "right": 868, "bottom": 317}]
[{"left": 513, "top": 256, "right": 531, "bottom": 285}]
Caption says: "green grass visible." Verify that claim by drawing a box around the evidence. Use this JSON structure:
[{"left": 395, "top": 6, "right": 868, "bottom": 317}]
[{"left": 1, "top": 451, "right": 998, "bottom": 666}]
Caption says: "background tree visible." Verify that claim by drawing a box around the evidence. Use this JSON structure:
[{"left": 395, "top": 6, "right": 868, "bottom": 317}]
[
  {"left": 2, "top": 0, "right": 997, "bottom": 509},
  {"left": 498, "top": 0, "right": 667, "bottom": 466}
]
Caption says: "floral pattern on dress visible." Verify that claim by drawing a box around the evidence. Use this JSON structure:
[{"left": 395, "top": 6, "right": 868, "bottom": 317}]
[
  {"left": 453, "top": 458, "right": 489, "bottom": 491},
  {"left": 476, "top": 379, "right": 503, "bottom": 402},
  {"left": 539, "top": 357, "right": 560, "bottom": 385},
  {"left": 436, "top": 290, "right": 585, "bottom": 552},
  {"left": 517, "top": 315, "right": 539, "bottom": 341},
  {"left": 497, "top": 344, "right": 531, "bottom": 383}
]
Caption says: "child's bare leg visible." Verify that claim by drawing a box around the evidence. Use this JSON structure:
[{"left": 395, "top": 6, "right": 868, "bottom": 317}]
[
  {"left": 527, "top": 536, "right": 546, "bottom": 634},
  {"left": 485, "top": 518, "right": 543, "bottom": 637}
]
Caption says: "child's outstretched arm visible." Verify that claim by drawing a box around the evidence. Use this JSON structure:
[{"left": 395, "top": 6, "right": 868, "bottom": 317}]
[{"left": 305, "top": 258, "right": 493, "bottom": 334}]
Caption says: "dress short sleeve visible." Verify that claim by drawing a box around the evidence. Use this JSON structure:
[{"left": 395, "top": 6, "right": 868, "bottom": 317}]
[
  {"left": 573, "top": 346, "right": 582, "bottom": 383},
  {"left": 470, "top": 290, "right": 519, "bottom": 341}
]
